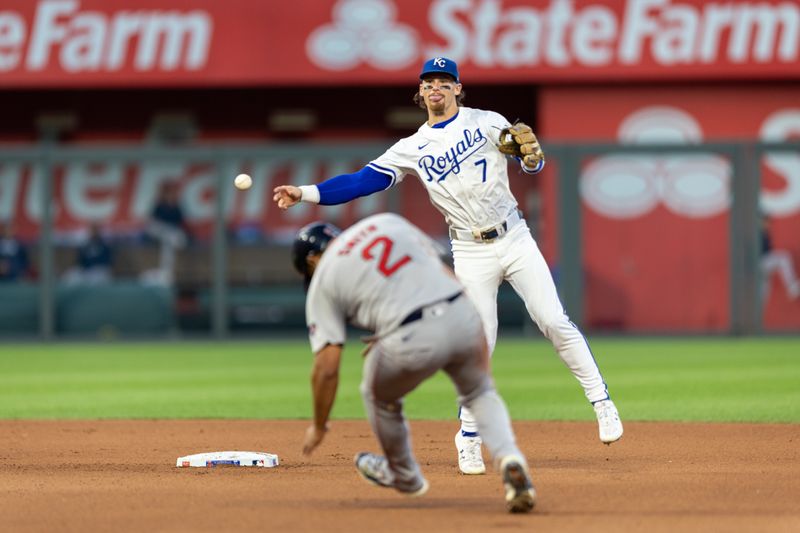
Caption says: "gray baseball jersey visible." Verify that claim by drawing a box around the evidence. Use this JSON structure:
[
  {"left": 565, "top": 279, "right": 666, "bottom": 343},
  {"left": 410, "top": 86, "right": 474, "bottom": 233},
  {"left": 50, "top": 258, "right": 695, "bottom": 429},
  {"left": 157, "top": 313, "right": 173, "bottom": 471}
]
[
  {"left": 367, "top": 107, "right": 523, "bottom": 231},
  {"left": 306, "top": 212, "right": 462, "bottom": 353}
]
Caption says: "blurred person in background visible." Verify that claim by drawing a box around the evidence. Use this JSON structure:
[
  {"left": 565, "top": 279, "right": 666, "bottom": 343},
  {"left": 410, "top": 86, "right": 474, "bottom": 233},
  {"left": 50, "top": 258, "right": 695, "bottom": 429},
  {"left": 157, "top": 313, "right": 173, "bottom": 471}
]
[
  {"left": 761, "top": 212, "right": 800, "bottom": 301},
  {"left": 62, "top": 223, "right": 113, "bottom": 285},
  {"left": 141, "top": 182, "right": 189, "bottom": 286},
  {"left": 274, "top": 57, "right": 622, "bottom": 476},
  {"left": 0, "top": 220, "right": 30, "bottom": 282}
]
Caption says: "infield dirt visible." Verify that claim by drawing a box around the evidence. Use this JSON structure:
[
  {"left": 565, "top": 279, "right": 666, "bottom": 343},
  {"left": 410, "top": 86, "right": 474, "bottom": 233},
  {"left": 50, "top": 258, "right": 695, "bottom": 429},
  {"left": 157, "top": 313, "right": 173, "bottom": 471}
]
[{"left": 1, "top": 420, "right": 798, "bottom": 532}]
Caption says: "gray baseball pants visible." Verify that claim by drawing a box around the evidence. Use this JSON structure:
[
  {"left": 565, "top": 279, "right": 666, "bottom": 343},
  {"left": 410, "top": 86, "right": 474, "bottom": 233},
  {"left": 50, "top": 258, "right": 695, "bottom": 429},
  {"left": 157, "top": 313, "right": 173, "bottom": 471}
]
[{"left": 360, "top": 293, "right": 526, "bottom": 492}]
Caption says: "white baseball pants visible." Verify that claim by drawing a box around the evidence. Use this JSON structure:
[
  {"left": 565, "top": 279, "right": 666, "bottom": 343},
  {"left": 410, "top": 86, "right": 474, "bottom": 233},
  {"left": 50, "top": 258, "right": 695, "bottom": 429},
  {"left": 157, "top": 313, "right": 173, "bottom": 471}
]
[{"left": 452, "top": 221, "right": 610, "bottom": 432}]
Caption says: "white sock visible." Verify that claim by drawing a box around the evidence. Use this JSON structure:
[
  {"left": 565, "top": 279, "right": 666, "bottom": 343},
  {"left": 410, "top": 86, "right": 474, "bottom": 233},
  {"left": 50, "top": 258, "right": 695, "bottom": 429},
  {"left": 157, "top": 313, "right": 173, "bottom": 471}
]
[{"left": 459, "top": 406, "right": 479, "bottom": 435}]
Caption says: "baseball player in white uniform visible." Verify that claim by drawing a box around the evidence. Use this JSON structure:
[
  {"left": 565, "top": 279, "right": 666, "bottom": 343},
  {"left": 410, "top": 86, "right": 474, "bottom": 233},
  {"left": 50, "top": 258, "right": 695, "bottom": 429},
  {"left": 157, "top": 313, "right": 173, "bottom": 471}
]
[
  {"left": 275, "top": 57, "right": 623, "bottom": 476},
  {"left": 295, "top": 213, "right": 535, "bottom": 513}
]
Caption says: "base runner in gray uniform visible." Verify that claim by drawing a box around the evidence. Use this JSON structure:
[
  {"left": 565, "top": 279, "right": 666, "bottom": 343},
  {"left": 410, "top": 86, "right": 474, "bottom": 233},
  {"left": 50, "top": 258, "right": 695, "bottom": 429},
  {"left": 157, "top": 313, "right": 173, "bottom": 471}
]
[{"left": 295, "top": 212, "right": 535, "bottom": 513}]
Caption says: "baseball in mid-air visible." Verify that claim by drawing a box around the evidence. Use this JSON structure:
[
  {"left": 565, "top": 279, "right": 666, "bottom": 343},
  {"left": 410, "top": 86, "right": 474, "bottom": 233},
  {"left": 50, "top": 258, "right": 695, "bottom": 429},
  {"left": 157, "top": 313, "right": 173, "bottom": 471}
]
[{"left": 234, "top": 173, "right": 252, "bottom": 190}]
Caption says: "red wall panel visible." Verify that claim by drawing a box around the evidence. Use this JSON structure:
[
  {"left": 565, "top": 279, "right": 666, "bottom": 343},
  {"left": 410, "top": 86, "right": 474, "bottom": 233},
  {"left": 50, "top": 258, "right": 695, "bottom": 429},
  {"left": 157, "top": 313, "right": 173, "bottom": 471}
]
[
  {"left": 540, "top": 84, "right": 800, "bottom": 331},
  {"left": 1, "top": 0, "right": 799, "bottom": 88}
]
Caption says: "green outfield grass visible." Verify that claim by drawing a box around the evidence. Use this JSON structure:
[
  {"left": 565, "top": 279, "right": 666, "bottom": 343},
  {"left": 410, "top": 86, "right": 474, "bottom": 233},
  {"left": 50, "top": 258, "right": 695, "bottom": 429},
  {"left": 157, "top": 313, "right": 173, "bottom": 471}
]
[{"left": 0, "top": 338, "right": 798, "bottom": 422}]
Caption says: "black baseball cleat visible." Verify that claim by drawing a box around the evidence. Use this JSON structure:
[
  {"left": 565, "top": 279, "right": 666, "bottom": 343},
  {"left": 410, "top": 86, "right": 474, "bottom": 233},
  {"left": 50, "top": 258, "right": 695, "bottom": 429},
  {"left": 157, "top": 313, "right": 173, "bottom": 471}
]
[{"left": 500, "top": 455, "right": 536, "bottom": 513}]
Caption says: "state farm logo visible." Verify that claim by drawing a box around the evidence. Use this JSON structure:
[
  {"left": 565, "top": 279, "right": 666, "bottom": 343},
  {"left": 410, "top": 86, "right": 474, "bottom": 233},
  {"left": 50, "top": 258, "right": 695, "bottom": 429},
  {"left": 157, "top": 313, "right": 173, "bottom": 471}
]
[
  {"left": 0, "top": 0, "right": 212, "bottom": 73},
  {"left": 580, "top": 107, "right": 730, "bottom": 219},
  {"left": 306, "top": 0, "right": 418, "bottom": 70},
  {"left": 306, "top": 0, "right": 799, "bottom": 72}
]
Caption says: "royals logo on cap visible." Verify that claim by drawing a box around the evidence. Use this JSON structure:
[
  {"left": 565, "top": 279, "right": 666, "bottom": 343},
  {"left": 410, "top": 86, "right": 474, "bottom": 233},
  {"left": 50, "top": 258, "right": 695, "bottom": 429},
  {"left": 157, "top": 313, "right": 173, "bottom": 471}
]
[{"left": 419, "top": 57, "right": 460, "bottom": 83}]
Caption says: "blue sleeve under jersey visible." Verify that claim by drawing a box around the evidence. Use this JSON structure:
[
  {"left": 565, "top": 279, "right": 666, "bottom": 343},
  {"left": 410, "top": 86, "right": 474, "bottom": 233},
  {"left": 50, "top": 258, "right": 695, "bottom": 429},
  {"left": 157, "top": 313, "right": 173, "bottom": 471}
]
[{"left": 317, "top": 166, "right": 393, "bottom": 205}]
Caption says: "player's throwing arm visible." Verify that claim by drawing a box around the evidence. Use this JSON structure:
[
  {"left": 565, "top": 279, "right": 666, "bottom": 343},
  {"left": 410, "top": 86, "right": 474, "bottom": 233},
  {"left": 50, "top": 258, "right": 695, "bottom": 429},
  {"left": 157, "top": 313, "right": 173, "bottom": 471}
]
[{"left": 273, "top": 185, "right": 303, "bottom": 210}]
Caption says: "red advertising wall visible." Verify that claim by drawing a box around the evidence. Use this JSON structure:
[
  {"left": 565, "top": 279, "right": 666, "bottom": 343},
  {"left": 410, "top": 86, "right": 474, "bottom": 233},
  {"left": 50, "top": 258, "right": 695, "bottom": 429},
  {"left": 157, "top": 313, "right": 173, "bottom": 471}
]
[
  {"left": 540, "top": 85, "right": 800, "bottom": 331},
  {"left": 3, "top": 0, "right": 798, "bottom": 333},
  {"left": 1, "top": 0, "right": 799, "bottom": 88},
  {"left": 0, "top": 150, "right": 533, "bottom": 242}
]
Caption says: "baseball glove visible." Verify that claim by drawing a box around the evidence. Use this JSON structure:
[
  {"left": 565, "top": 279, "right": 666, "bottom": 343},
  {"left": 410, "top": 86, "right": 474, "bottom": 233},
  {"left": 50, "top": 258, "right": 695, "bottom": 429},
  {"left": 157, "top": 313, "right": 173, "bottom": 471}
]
[{"left": 497, "top": 122, "right": 545, "bottom": 168}]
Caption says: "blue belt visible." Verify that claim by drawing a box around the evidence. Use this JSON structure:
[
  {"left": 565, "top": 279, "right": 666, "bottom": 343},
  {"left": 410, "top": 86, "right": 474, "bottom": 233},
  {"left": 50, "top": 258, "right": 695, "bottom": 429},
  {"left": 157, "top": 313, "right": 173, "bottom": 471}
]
[{"left": 399, "top": 292, "right": 463, "bottom": 327}]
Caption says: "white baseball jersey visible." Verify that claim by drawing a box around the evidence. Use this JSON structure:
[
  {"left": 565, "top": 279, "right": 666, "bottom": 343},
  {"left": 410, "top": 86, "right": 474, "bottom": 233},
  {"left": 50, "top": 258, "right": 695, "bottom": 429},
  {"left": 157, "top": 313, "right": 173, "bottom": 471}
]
[
  {"left": 365, "top": 107, "right": 610, "bottom": 413},
  {"left": 306, "top": 213, "right": 462, "bottom": 353},
  {"left": 367, "top": 107, "right": 525, "bottom": 231}
]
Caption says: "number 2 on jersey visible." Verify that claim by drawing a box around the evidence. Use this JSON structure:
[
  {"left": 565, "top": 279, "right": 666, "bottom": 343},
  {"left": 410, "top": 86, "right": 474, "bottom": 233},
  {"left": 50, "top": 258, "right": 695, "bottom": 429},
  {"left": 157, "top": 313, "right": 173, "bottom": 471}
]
[{"left": 362, "top": 236, "right": 411, "bottom": 277}]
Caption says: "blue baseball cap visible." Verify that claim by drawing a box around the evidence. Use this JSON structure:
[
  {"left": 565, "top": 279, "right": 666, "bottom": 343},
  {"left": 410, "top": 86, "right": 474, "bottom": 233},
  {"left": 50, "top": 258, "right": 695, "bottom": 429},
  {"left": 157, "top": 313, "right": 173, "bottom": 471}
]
[{"left": 419, "top": 57, "right": 460, "bottom": 83}]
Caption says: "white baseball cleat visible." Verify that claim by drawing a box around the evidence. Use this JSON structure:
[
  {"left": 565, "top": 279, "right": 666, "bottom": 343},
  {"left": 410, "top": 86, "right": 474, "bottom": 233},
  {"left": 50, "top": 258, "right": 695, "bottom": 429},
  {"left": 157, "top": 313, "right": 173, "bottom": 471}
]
[
  {"left": 500, "top": 455, "right": 536, "bottom": 514},
  {"left": 455, "top": 431, "right": 486, "bottom": 475},
  {"left": 594, "top": 399, "right": 624, "bottom": 444}
]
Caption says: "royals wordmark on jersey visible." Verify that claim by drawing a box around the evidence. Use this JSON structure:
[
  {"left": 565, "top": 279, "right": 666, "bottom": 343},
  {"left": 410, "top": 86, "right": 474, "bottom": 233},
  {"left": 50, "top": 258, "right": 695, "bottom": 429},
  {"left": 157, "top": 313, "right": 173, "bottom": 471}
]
[{"left": 367, "top": 107, "right": 536, "bottom": 232}]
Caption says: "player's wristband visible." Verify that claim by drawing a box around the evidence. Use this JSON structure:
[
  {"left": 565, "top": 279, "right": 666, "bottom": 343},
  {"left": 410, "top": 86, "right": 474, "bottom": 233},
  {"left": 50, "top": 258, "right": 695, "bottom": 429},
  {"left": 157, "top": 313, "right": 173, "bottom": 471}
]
[
  {"left": 299, "top": 185, "right": 320, "bottom": 204},
  {"left": 520, "top": 158, "right": 545, "bottom": 174}
]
